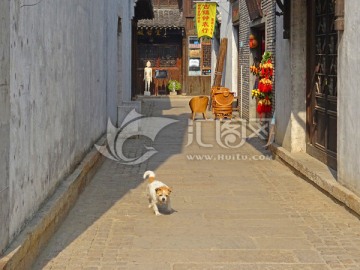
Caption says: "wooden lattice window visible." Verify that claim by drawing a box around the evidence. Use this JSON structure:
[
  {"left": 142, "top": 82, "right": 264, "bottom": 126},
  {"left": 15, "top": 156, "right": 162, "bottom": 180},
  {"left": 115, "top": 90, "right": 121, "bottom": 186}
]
[{"left": 202, "top": 43, "right": 211, "bottom": 68}]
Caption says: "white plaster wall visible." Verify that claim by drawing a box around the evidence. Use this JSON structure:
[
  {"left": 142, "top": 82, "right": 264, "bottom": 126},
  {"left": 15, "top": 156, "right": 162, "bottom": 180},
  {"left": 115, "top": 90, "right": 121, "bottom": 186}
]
[
  {"left": 117, "top": 0, "right": 141, "bottom": 126},
  {"left": 7, "top": 0, "right": 118, "bottom": 241},
  {"left": 106, "top": 0, "right": 120, "bottom": 124},
  {"left": 274, "top": 6, "right": 292, "bottom": 150},
  {"left": 211, "top": 38, "right": 219, "bottom": 87},
  {"left": 274, "top": 0, "right": 306, "bottom": 153},
  {"left": 119, "top": 1, "right": 134, "bottom": 103},
  {"left": 289, "top": 1, "right": 307, "bottom": 153},
  {"left": 211, "top": 1, "right": 238, "bottom": 94},
  {"left": 338, "top": 0, "right": 360, "bottom": 195}
]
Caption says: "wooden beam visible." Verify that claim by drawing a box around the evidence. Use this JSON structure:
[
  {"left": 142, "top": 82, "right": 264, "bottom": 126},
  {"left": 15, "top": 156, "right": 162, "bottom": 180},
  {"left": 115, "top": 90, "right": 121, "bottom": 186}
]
[{"left": 213, "top": 38, "right": 228, "bottom": 87}]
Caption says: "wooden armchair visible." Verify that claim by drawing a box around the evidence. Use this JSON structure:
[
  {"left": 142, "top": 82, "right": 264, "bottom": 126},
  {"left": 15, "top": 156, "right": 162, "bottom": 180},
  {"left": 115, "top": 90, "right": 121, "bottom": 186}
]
[{"left": 189, "top": 96, "right": 209, "bottom": 120}]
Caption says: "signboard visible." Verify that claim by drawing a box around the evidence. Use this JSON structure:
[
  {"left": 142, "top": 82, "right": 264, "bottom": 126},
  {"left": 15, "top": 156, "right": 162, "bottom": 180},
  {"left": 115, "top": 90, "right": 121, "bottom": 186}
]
[
  {"left": 155, "top": 70, "right": 168, "bottom": 78},
  {"left": 188, "top": 36, "right": 201, "bottom": 76},
  {"left": 196, "top": 2, "right": 217, "bottom": 38},
  {"left": 188, "top": 36, "right": 212, "bottom": 76}
]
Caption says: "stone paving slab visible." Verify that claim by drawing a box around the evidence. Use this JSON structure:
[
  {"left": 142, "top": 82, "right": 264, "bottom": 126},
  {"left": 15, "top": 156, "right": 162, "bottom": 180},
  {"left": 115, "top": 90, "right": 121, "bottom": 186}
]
[{"left": 33, "top": 98, "right": 360, "bottom": 269}]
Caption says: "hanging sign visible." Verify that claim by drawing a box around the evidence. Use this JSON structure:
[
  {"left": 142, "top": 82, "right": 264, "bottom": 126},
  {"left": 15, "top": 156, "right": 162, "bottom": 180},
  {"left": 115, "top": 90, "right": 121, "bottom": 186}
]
[{"left": 196, "top": 2, "right": 217, "bottom": 38}]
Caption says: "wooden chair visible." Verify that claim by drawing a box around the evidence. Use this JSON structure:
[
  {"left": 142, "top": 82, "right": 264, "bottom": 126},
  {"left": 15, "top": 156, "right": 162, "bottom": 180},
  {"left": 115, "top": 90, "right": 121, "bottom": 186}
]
[{"left": 189, "top": 96, "right": 209, "bottom": 120}]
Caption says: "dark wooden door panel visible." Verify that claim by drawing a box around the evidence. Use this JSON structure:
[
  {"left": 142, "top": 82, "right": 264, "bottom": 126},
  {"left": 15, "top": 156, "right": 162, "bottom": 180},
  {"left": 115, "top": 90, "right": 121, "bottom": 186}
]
[{"left": 307, "top": 0, "right": 337, "bottom": 170}]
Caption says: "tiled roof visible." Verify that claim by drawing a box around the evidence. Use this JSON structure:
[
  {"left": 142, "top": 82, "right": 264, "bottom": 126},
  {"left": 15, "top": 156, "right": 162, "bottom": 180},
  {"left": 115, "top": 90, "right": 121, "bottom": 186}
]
[{"left": 138, "top": 8, "right": 185, "bottom": 28}]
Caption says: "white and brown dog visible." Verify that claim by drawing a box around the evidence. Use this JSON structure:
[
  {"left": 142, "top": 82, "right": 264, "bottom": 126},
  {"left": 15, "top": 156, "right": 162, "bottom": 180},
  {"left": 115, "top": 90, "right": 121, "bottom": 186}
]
[{"left": 143, "top": 170, "right": 172, "bottom": 216}]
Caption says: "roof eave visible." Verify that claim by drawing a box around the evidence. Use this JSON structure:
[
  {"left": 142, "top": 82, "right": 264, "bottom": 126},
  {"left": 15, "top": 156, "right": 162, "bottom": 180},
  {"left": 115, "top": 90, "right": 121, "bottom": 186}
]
[{"left": 135, "top": 0, "right": 154, "bottom": 20}]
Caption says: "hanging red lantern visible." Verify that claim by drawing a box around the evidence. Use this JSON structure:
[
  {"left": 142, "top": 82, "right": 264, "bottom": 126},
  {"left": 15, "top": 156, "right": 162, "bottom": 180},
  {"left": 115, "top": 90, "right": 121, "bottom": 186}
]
[{"left": 249, "top": 34, "right": 258, "bottom": 49}]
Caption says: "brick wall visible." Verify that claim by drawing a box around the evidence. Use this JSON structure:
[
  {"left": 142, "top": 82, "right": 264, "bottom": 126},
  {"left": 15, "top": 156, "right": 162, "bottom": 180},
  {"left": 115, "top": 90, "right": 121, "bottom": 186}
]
[{"left": 239, "top": 0, "right": 250, "bottom": 119}]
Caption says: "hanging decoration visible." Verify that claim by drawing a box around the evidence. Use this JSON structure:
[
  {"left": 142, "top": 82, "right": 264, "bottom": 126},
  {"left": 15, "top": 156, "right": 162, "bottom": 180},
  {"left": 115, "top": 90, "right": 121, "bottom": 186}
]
[
  {"left": 249, "top": 34, "right": 258, "bottom": 49},
  {"left": 196, "top": 2, "right": 217, "bottom": 38},
  {"left": 251, "top": 51, "right": 274, "bottom": 114}
]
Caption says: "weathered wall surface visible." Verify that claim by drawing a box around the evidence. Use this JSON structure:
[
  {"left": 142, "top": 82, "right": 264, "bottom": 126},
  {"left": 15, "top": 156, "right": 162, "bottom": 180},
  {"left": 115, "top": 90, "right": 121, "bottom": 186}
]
[
  {"left": 212, "top": 1, "right": 238, "bottom": 95},
  {"left": 338, "top": 0, "right": 360, "bottom": 196},
  {"left": 274, "top": 0, "right": 307, "bottom": 153},
  {"left": 274, "top": 8, "right": 291, "bottom": 150},
  {"left": 288, "top": 1, "right": 307, "bottom": 153},
  {"left": 117, "top": 1, "right": 142, "bottom": 126},
  {"left": 3, "top": 0, "right": 119, "bottom": 246},
  {"left": 0, "top": 0, "right": 11, "bottom": 254}
]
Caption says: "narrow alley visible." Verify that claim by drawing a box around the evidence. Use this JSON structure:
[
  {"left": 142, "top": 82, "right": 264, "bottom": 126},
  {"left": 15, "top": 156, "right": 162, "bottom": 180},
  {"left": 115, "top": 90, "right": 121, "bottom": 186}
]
[{"left": 33, "top": 98, "right": 360, "bottom": 270}]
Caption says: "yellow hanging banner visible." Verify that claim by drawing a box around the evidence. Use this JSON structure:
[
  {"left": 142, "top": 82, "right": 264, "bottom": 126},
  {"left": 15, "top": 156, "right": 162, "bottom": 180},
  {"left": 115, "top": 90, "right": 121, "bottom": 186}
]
[{"left": 196, "top": 2, "right": 217, "bottom": 38}]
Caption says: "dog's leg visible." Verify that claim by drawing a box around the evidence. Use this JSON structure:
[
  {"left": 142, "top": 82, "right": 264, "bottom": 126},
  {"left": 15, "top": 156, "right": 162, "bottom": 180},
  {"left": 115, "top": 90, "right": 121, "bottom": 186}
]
[
  {"left": 152, "top": 202, "right": 161, "bottom": 216},
  {"left": 148, "top": 197, "right": 152, "bottom": 208}
]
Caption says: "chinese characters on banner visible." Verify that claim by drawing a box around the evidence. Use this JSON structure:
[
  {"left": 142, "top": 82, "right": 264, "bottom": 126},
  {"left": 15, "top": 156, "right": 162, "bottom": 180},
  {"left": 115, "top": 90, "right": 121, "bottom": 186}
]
[{"left": 196, "top": 2, "right": 217, "bottom": 38}]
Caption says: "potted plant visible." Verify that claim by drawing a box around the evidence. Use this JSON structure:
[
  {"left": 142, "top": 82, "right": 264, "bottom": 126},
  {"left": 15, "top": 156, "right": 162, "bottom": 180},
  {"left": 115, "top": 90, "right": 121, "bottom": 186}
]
[{"left": 167, "top": 80, "right": 182, "bottom": 94}]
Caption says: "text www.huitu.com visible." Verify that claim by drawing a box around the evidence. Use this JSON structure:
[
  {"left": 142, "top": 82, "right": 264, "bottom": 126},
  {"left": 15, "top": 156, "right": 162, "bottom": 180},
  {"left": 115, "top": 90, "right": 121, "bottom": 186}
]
[{"left": 186, "top": 154, "right": 273, "bottom": 161}]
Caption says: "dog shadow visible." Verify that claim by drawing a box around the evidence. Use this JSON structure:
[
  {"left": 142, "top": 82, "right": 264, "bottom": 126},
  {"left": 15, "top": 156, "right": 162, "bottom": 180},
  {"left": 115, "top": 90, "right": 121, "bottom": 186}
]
[{"left": 157, "top": 205, "right": 177, "bottom": 215}]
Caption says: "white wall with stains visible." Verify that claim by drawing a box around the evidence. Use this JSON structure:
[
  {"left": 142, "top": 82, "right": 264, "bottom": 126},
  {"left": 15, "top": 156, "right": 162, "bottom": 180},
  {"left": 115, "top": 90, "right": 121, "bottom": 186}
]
[
  {"left": 337, "top": 0, "right": 360, "bottom": 196},
  {"left": 0, "top": 0, "right": 133, "bottom": 252},
  {"left": 0, "top": 0, "right": 11, "bottom": 254}
]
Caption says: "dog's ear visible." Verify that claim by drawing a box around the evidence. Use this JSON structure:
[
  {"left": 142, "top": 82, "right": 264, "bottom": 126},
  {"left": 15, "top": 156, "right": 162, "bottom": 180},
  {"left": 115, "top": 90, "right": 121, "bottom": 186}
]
[
  {"left": 167, "top": 187, "right": 172, "bottom": 194},
  {"left": 155, "top": 187, "right": 161, "bottom": 193}
]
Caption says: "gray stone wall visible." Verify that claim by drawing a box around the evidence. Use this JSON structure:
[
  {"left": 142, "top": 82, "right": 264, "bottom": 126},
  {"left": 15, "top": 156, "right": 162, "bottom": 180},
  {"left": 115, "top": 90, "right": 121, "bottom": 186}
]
[
  {"left": 0, "top": 0, "right": 120, "bottom": 251},
  {"left": 338, "top": 0, "right": 360, "bottom": 196}
]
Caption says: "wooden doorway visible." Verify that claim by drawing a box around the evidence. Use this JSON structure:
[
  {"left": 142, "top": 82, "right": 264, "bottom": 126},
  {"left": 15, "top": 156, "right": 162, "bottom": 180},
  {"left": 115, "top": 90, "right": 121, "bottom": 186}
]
[
  {"left": 135, "top": 28, "right": 183, "bottom": 97},
  {"left": 307, "top": 0, "right": 337, "bottom": 170}
]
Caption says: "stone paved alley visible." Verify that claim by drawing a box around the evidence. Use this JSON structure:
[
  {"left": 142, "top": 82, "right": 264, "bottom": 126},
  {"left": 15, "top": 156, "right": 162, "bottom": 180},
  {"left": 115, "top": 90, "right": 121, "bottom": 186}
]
[{"left": 33, "top": 98, "right": 360, "bottom": 270}]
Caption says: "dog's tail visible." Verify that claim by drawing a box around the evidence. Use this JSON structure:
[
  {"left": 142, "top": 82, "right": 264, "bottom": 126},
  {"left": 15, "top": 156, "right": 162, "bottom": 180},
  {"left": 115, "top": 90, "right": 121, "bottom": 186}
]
[{"left": 143, "top": 170, "right": 156, "bottom": 183}]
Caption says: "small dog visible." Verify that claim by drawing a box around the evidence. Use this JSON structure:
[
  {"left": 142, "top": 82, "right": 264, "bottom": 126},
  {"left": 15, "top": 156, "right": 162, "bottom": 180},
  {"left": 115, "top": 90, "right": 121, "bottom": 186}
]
[{"left": 143, "top": 170, "right": 172, "bottom": 216}]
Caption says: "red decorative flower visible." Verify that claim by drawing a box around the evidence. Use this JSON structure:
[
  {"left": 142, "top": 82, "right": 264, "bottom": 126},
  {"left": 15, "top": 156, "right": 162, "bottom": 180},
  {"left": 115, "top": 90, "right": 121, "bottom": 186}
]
[{"left": 251, "top": 52, "right": 274, "bottom": 114}]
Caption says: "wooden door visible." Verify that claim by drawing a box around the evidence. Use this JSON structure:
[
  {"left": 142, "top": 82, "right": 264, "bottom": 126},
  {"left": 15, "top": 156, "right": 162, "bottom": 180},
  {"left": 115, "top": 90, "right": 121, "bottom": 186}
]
[{"left": 307, "top": 0, "right": 337, "bottom": 170}]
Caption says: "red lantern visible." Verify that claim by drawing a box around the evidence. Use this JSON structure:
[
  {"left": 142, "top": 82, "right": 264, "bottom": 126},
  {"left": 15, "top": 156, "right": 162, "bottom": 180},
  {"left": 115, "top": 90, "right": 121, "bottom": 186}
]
[{"left": 249, "top": 34, "right": 258, "bottom": 49}]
